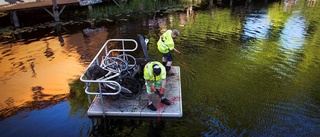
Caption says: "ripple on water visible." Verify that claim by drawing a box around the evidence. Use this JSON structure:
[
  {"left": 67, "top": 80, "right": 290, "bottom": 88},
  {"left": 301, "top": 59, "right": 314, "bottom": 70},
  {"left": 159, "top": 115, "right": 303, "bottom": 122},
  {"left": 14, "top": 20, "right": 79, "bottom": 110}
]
[{"left": 259, "top": 95, "right": 320, "bottom": 136}]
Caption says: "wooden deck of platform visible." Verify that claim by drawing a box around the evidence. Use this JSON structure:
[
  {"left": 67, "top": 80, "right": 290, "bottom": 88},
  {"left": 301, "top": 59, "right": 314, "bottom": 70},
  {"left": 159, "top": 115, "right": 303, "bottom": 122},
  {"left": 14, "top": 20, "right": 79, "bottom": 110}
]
[
  {"left": 0, "top": 0, "right": 79, "bottom": 11},
  {"left": 87, "top": 66, "right": 183, "bottom": 119}
]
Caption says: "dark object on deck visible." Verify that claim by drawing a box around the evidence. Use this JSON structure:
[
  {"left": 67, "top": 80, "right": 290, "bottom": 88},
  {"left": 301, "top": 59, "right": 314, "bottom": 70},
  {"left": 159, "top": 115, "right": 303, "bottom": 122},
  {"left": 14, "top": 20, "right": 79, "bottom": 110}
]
[{"left": 86, "top": 65, "right": 107, "bottom": 80}]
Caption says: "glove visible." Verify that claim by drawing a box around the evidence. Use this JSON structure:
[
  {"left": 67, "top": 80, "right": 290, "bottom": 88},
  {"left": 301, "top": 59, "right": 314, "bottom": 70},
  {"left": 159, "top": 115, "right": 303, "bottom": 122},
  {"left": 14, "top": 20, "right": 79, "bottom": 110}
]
[
  {"left": 160, "top": 88, "right": 164, "bottom": 95},
  {"left": 150, "top": 86, "right": 156, "bottom": 92},
  {"left": 159, "top": 88, "right": 164, "bottom": 97}
]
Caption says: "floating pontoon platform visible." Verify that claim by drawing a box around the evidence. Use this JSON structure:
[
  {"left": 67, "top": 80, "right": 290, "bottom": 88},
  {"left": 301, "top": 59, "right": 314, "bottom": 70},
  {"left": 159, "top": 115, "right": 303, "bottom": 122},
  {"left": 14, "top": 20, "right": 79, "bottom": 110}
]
[
  {"left": 87, "top": 66, "right": 182, "bottom": 119},
  {"left": 80, "top": 37, "right": 182, "bottom": 119}
]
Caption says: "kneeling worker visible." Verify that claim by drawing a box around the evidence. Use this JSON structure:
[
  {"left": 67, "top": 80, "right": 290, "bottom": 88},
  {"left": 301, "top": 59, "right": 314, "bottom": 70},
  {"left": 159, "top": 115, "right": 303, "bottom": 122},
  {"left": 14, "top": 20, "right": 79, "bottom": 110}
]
[{"left": 144, "top": 61, "right": 171, "bottom": 111}]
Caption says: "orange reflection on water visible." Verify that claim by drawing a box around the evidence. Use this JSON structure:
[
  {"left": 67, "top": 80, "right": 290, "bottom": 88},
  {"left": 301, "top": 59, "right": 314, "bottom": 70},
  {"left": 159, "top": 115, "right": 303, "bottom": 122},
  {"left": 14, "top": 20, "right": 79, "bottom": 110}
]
[{"left": 0, "top": 35, "right": 87, "bottom": 111}]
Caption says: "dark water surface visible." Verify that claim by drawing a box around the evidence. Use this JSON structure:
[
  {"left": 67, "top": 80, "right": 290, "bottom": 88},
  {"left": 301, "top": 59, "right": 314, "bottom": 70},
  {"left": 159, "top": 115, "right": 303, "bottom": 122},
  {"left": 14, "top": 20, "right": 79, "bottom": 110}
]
[{"left": 1, "top": 1, "right": 320, "bottom": 136}]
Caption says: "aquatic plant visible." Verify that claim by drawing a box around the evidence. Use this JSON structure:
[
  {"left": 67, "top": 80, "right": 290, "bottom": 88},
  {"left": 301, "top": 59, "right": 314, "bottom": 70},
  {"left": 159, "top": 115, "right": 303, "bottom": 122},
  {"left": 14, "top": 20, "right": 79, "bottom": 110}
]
[
  {"left": 89, "top": 0, "right": 182, "bottom": 21},
  {"left": 0, "top": 11, "right": 8, "bottom": 17}
]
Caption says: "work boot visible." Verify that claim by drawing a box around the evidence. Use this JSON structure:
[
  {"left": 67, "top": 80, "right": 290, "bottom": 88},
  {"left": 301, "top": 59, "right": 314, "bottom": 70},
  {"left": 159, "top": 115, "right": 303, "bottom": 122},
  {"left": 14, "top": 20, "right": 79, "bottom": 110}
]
[
  {"left": 147, "top": 103, "right": 157, "bottom": 111},
  {"left": 161, "top": 98, "right": 171, "bottom": 105},
  {"left": 166, "top": 71, "right": 174, "bottom": 76},
  {"left": 162, "top": 62, "right": 167, "bottom": 67},
  {"left": 166, "top": 66, "right": 174, "bottom": 76}
]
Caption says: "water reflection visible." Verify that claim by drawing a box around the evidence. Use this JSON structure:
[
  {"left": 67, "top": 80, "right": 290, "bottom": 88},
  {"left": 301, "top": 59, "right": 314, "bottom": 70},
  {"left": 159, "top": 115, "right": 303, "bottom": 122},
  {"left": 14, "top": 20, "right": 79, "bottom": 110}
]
[
  {"left": 43, "top": 40, "right": 54, "bottom": 60},
  {"left": 0, "top": 22, "right": 87, "bottom": 119},
  {"left": 179, "top": 5, "right": 194, "bottom": 27},
  {"left": 0, "top": 0, "right": 320, "bottom": 136},
  {"left": 280, "top": 12, "right": 306, "bottom": 50},
  {"left": 284, "top": 0, "right": 296, "bottom": 12},
  {"left": 89, "top": 118, "right": 169, "bottom": 137},
  {"left": 52, "top": 23, "right": 69, "bottom": 46},
  {"left": 243, "top": 14, "right": 270, "bottom": 41},
  {"left": 260, "top": 94, "right": 320, "bottom": 135},
  {"left": 306, "top": 0, "right": 317, "bottom": 7}
]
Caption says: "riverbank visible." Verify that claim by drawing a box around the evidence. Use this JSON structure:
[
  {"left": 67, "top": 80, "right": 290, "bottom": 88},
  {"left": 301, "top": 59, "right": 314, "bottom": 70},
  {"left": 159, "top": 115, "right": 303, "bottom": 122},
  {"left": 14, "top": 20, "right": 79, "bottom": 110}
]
[{"left": 0, "top": 0, "right": 199, "bottom": 42}]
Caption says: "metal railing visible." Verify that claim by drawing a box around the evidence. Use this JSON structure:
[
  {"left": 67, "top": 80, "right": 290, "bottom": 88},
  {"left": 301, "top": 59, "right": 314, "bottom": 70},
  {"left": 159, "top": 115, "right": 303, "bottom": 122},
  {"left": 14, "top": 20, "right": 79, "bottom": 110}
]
[{"left": 80, "top": 39, "right": 139, "bottom": 105}]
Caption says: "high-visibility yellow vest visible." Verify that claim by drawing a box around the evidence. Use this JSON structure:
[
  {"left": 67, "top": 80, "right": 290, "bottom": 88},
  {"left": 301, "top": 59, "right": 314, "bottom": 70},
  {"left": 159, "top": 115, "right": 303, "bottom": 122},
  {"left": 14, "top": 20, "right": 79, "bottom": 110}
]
[
  {"left": 157, "top": 30, "right": 175, "bottom": 53},
  {"left": 143, "top": 61, "right": 166, "bottom": 81}
]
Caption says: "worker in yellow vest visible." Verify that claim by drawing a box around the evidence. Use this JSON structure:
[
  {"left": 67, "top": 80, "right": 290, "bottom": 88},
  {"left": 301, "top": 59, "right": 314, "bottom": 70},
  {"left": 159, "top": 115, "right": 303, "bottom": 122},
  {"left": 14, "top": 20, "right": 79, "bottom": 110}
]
[
  {"left": 157, "top": 29, "right": 181, "bottom": 76},
  {"left": 143, "top": 61, "right": 171, "bottom": 111}
]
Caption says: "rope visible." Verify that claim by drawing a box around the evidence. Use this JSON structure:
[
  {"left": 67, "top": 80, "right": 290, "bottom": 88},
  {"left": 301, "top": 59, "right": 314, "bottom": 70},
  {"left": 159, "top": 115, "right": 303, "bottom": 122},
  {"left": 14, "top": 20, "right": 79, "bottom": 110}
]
[
  {"left": 139, "top": 95, "right": 181, "bottom": 121},
  {"left": 179, "top": 53, "right": 190, "bottom": 72},
  {"left": 178, "top": 53, "right": 196, "bottom": 75},
  {"left": 140, "top": 103, "right": 148, "bottom": 117},
  {"left": 156, "top": 96, "right": 181, "bottom": 121}
]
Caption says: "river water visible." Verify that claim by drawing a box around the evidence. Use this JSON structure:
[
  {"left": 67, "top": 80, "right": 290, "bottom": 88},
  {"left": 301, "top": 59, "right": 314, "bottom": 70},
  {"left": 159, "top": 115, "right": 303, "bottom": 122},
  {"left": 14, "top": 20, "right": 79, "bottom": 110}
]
[{"left": 0, "top": 0, "right": 319, "bottom": 136}]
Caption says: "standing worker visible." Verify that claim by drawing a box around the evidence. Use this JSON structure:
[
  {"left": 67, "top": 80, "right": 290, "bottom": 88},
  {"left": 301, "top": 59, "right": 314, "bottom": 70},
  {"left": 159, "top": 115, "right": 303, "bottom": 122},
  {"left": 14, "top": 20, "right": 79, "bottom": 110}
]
[
  {"left": 144, "top": 61, "right": 171, "bottom": 111},
  {"left": 157, "top": 29, "right": 181, "bottom": 76}
]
